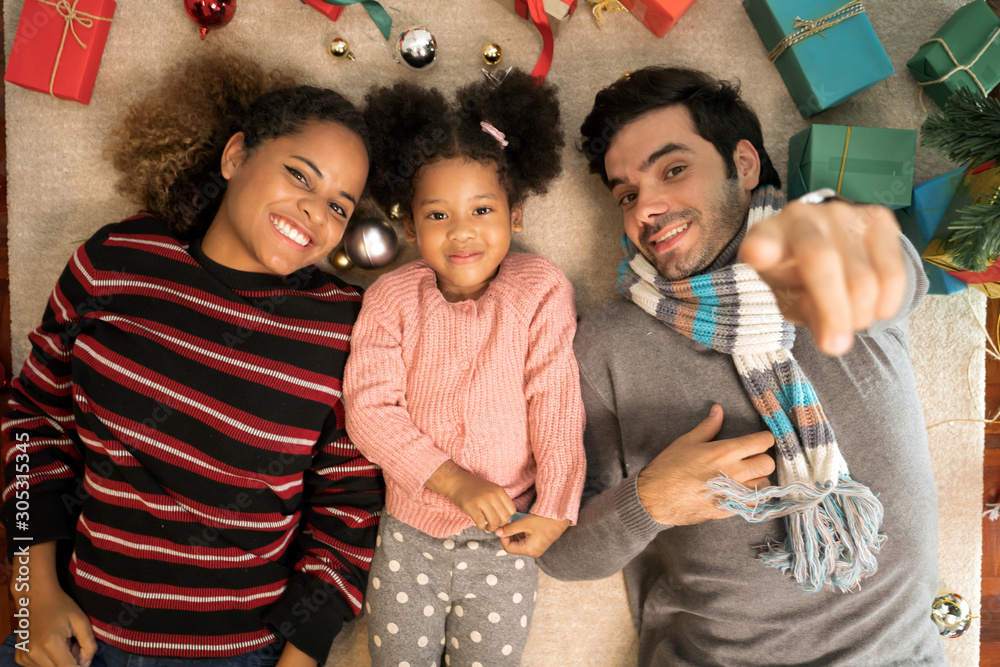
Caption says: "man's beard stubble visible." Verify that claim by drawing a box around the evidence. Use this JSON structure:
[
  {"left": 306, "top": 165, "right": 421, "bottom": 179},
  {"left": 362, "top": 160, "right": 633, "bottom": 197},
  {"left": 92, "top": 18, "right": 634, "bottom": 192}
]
[{"left": 639, "top": 177, "right": 748, "bottom": 282}]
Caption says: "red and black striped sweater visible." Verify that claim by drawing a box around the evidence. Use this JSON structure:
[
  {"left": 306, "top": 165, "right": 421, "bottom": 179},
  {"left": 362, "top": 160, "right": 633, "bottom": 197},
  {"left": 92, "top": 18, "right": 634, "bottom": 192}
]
[{"left": 0, "top": 215, "right": 384, "bottom": 661}]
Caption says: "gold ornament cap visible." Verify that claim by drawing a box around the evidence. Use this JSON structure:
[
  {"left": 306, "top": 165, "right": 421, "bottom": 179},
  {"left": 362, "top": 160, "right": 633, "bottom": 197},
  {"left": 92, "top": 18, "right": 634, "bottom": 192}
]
[
  {"left": 329, "top": 38, "right": 356, "bottom": 61},
  {"left": 388, "top": 203, "right": 402, "bottom": 221},
  {"left": 482, "top": 43, "right": 503, "bottom": 66}
]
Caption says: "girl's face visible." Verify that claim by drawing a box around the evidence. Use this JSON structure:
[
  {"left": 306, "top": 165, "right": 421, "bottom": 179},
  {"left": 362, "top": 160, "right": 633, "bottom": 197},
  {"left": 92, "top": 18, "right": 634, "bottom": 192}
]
[
  {"left": 203, "top": 120, "right": 369, "bottom": 276},
  {"left": 405, "top": 158, "right": 523, "bottom": 303}
]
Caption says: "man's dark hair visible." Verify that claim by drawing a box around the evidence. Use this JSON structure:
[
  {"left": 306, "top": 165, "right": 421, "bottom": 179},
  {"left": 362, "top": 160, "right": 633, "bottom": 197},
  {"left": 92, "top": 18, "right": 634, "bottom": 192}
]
[{"left": 580, "top": 66, "right": 782, "bottom": 190}]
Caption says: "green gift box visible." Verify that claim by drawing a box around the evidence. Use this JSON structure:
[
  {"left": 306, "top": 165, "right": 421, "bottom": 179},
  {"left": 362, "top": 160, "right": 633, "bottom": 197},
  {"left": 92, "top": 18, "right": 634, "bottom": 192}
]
[
  {"left": 907, "top": 0, "right": 1000, "bottom": 110},
  {"left": 787, "top": 124, "right": 917, "bottom": 209},
  {"left": 744, "top": 0, "right": 894, "bottom": 119}
]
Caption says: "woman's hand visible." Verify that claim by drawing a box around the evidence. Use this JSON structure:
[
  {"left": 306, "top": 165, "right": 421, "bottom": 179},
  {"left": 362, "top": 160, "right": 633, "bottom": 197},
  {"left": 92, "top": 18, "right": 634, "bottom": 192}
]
[
  {"left": 275, "top": 641, "right": 316, "bottom": 667},
  {"left": 10, "top": 543, "right": 96, "bottom": 667}
]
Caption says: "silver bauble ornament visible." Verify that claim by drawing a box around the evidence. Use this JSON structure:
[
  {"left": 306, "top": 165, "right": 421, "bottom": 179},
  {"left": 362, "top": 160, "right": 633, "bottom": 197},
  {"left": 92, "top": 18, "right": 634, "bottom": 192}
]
[
  {"left": 343, "top": 218, "right": 398, "bottom": 269},
  {"left": 397, "top": 27, "right": 437, "bottom": 70},
  {"left": 931, "top": 593, "right": 973, "bottom": 638}
]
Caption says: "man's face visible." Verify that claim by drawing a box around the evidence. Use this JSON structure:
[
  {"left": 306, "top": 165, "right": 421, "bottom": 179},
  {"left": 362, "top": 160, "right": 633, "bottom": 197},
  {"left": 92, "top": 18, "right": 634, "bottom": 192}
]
[{"left": 604, "top": 105, "right": 758, "bottom": 281}]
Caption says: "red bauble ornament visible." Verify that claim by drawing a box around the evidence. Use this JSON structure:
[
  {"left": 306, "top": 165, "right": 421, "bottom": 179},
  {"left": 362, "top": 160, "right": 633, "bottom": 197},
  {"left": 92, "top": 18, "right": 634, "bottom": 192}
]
[{"left": 184, "top": 0, "right": 237, "bottom": 40}]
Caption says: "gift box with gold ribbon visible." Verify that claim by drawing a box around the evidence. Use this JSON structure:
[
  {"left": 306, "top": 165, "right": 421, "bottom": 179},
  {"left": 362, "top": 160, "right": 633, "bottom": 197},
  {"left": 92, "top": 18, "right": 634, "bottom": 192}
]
[
  {"left": 492, "top": 0, "right": 576, "bottom": 80},
  {"left": 787, "top": 124, "right": 917, "bottom": 209},
  {"left": 923, "top": 162, "right": 1000, "bottom": 297},
  {"left": 4, "top": 0, "right": 116, "bottom": 105},
  {"left": 744, "top": 0, "right": 894, "bottom": 119},
  {"left": 615, "top": 0, "right": 697, "bottom": 38},
  {"left": 492, "top": 0, "right": 577, "bottom": 35},
  {"left": 907, "top": 0, "right": 1000, "bottom": 110}
]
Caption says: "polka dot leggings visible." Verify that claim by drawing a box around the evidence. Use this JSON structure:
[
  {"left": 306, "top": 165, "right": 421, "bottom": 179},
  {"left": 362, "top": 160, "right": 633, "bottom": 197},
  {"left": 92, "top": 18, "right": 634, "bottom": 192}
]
[{"left": 365, "top": 513, "right": 538, "bottom": 667}]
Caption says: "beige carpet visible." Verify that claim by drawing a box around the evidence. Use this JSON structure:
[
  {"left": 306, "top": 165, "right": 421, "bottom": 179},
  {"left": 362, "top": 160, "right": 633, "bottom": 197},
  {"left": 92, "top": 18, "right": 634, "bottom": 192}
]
[{"left": 3, "top": 0, "right": 985, "bottom": 664}]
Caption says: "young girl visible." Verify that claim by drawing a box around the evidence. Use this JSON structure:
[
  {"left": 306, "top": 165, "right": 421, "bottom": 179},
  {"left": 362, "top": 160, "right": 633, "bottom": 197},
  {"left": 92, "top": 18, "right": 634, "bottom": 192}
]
[
  {"left": 343, "top": 69, "right": 585, "bottom": 666},
  {"left": 0, "top": 54, "right": 383, "bottom": 667}
]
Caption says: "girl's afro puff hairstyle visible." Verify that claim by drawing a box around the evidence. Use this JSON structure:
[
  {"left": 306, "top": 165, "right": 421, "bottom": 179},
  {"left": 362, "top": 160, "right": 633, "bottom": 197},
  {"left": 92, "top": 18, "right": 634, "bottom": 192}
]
[{"left": 363, "top": 68, "right": 564, "bottom": 219}]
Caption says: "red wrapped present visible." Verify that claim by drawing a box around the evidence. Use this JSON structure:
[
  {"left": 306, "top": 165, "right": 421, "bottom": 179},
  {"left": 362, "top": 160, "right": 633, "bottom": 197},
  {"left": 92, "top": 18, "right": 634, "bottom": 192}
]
[
  {"left": 4, "top": 0, "right": 116, "bottom": 105},
  {"left": 618, "top": 0, "right": 697, "bottom": 37},
  {"left": 301, "top": 0, "right": 345, "bottom": 21}
]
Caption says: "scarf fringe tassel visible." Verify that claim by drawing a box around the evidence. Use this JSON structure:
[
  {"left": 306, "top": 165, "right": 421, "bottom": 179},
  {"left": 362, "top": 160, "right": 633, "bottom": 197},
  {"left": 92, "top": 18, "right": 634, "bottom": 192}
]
[{"left": 705, "top": 474, "right": 886, "bottom": 593}]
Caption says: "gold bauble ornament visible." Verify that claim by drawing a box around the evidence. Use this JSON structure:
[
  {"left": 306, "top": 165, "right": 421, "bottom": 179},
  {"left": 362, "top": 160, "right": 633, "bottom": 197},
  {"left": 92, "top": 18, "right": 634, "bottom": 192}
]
[
  {"left": 388, "top": 203, "right": 402, "bottom": 221},
  {"left": 330, "top": 247, "right": 353, "bottom": 270},
  {"left": 482, "top": 43, "right": 503, "bottom": 66},
  {"left": 329, "top": 38, "right": 356, "bottom": 61}
]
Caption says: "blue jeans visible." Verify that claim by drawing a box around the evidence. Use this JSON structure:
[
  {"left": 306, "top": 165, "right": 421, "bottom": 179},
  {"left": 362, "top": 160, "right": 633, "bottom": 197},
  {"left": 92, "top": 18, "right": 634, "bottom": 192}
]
[{"left": 0, "top": 632, "right": 282, "bottom": 666}]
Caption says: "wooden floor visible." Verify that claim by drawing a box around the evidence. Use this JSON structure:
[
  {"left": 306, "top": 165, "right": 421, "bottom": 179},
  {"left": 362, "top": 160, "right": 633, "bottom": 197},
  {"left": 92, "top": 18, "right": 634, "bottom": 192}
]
[{"left": 983, "top": 299, "right": 1000, "bottom": 665}]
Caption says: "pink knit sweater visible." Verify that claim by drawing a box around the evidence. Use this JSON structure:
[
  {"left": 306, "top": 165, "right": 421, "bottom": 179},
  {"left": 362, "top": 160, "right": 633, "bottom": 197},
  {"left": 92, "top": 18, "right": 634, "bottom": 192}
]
[{"left": 344, "top": 252, "right": 586, "bottom": 538}]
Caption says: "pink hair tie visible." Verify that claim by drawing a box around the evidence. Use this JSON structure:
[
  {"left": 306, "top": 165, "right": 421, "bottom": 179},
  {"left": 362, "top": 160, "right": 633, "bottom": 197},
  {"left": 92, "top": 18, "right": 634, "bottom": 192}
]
[{"left": 480, "top": 120, "right": 509, "bottom": 149}]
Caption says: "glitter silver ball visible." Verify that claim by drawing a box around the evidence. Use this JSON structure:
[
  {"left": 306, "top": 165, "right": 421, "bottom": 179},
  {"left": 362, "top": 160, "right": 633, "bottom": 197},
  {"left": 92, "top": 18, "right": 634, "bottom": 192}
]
[
  {"left": 397, "top": 26, "right": 437, "bottom": 70},
  {"left": 343, "top": 218, "right": 398, "bottom": 269},
  {"left": 931, "top": 593, "right": 973, "bottom": 638}
]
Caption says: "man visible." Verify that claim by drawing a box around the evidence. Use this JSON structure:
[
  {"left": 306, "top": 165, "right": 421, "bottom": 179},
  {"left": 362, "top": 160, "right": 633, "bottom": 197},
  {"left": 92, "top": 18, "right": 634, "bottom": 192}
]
[{"left": 520, "top": 67, "right": 945, "bottom": 665}]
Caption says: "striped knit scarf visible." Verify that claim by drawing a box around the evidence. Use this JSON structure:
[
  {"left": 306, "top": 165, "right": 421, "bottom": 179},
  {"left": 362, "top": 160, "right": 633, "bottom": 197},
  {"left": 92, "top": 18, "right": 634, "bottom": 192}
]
[{"left": 617, "top": 186, "right": 885, "bottom": 593}]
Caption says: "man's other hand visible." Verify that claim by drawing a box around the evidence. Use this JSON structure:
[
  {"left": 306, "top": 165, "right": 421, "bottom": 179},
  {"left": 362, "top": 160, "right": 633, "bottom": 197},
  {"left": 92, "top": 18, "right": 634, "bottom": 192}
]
[{"left": 637, "top": 405, "right": 775, "bottom": 526}]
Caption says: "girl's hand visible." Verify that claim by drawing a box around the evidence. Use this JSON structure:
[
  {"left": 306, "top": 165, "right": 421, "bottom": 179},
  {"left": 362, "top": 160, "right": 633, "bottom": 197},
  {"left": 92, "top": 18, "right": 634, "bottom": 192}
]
[
  {"left": 14, "top": 587, "right": 96, "bottom": 667},
  {"left": 275, "top": 641, "right": 316, "bottom": 667},
  {"left": 426, "top": 460, "right": 516, "bottom": 531},
  {"left": 449, "top": 473, "right": 517, "bottom": 531},
  {"left": 495, "top": 515, "right": 571, "bottom": 558}
]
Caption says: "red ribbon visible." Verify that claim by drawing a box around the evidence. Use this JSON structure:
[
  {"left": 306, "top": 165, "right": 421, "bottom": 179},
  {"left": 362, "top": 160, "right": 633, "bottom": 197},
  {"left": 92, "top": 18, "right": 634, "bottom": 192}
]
[
  {"left": 947, "top": 258, "right": 1000, "bottom": 284},
  {"left": 521, "top": 0, "right": 555, "bottom": 81}
]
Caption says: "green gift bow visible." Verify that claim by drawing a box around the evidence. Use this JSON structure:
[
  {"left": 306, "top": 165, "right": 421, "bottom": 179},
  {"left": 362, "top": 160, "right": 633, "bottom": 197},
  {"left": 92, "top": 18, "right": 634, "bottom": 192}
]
[{"left": 318, "top": 0, "right": 391, "bottom": 40}]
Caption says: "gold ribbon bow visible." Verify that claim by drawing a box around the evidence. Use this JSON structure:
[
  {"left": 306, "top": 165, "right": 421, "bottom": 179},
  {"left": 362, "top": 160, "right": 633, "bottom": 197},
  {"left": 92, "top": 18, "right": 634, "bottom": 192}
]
[
  {"left": 586, "top": 0, "right": 626, "bottom": 28},
  {"left": 37, "top": 0, "right": 114, "bottom": 96},
  {"left": 768, "top": 0, "right": 866, "bottom": 63}
]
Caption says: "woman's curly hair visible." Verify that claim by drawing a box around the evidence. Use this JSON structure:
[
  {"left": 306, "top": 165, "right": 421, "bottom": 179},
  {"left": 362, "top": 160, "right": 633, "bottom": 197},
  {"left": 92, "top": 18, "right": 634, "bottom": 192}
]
[
  {"left": 106, "top": 52, "right": 369, "bottom": 238},
  {"left": 362, "top": 68, "right": 564, "bottom": 219}
]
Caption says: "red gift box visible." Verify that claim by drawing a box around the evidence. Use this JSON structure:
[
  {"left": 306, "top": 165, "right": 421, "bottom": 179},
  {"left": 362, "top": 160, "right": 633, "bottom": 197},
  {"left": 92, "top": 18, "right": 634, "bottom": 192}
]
[
  {"left": 618, "top": 0, "right": 697, "bottom": 37},
  {"left": 301, "top": 0, "right": 345, "bottom": 21},
  {"left": 4, "top": 0, "right": 116, "bottom": 105}
]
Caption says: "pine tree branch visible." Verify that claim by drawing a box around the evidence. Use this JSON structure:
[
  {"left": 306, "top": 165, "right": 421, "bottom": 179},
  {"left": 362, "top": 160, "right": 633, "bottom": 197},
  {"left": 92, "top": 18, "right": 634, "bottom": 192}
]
[
  {"left": 921, "top": 88, "right": 1000, "bottom": 168},
  {"left": 946, "top": 186, "right": 1000, "bottom": 271}
]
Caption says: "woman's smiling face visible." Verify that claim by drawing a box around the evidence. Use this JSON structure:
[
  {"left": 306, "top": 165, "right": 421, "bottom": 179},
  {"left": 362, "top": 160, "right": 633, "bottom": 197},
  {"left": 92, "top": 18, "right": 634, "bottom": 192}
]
[{"left": 202, "top": 120, "right": 369, "bottom": 276}]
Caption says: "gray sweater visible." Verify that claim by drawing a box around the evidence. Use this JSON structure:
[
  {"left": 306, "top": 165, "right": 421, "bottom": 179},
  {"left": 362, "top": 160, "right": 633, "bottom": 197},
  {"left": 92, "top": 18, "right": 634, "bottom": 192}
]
[{"left": 538, "top": 232, "right": 946, "bottom": 666}]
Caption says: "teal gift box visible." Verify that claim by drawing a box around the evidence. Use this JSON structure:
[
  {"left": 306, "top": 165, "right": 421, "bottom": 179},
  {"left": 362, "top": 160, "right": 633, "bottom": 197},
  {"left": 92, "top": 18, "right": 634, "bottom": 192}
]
[
  {"left": 906, "top": 0, "right": 1000, "bottom": 110},
  {"left": 787, "top": 124, "right": 917, "bottom": 209},
  {"left": 895, "top": 168, "right": 968, "bottom": 295},
  {"left": 744, "top": 0, "right": 894, "bottom": 119}
]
